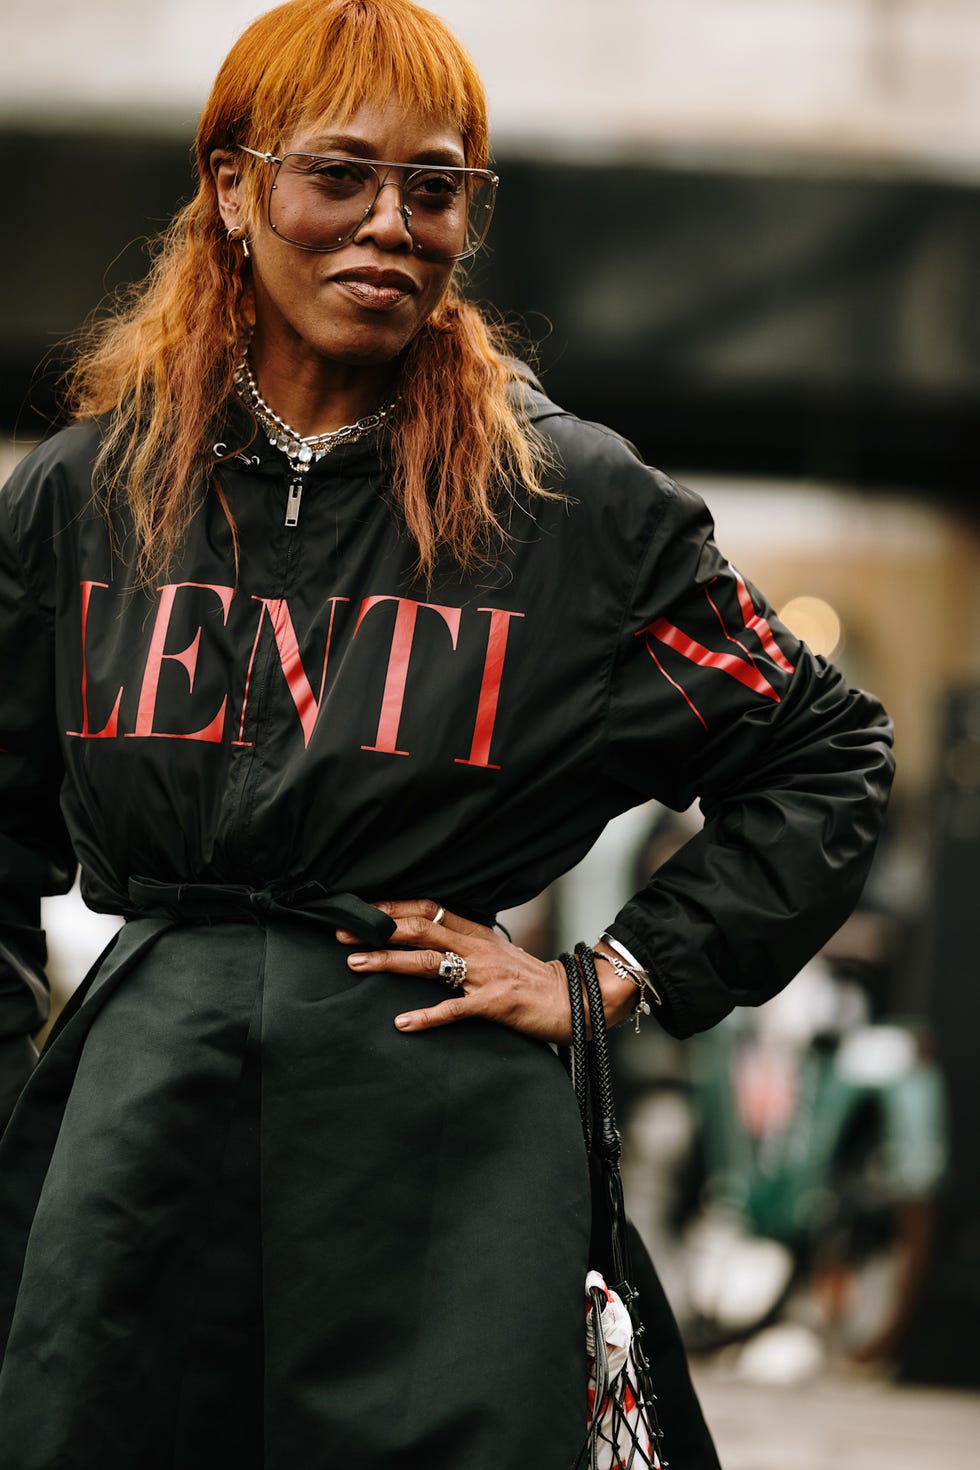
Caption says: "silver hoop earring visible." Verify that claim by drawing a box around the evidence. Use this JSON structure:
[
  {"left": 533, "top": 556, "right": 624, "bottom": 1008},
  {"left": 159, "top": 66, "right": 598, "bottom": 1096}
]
[{"left": 227, "top": 226, "right": 251, "bottom": 259}]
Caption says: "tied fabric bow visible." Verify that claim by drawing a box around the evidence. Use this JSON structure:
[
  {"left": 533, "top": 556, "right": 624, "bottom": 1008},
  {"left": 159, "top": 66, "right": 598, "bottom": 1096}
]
[
  {"left": 126, "top": 877, "right": 396, "bottom": 945},
  {"left": 584, "top": 1271, "right": 661, "bottom": 1470}
]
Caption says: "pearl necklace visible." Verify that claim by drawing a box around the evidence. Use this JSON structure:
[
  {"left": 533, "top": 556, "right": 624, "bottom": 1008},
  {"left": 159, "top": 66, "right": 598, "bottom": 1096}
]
[{"left": 233, "top": 353, "right": 396, "bottom": 526}]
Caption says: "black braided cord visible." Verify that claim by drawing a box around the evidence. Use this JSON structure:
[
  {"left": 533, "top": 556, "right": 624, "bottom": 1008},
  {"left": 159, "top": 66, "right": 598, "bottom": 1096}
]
[
  {"left": 561, "top": 951, "right": 591, "bottom": 1155},
  {"left": 575, "top": 942, "right": 619, "bottom": 1159},
  {"left": 563, "top": 943, "right": 667, "bottom": 1470}
]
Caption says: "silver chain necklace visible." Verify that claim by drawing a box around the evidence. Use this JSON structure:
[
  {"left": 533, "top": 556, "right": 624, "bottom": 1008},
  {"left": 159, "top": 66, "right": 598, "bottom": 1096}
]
[{"left": 233, "top": 352, "right": 395, "bottom": 527}]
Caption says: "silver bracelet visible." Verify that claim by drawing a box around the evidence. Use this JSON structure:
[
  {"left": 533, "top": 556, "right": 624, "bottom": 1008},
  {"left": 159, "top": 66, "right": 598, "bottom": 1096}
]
[
  {"left": 597, "top": 934, "right": 662, "bottom": 1007},
  {"left": 592, "top": 950, "right": 654, "bottom": 1033},
  {"left": 593, "top": 934, "right": 664, "bottom": 1017},
  {"left": 599, "top": 932, "right": 647, "bottom": 975}
]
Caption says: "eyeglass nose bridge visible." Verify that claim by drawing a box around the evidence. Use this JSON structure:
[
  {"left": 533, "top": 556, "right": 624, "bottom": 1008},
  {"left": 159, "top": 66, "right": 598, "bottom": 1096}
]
[{"left": 357, "top": 169, "right": 414, "bottom": 239}]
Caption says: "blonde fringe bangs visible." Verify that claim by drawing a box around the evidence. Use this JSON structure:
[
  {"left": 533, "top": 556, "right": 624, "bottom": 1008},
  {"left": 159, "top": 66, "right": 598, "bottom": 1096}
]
[{"left": 67, "top": 0, "right": 555, "bottom": 588}]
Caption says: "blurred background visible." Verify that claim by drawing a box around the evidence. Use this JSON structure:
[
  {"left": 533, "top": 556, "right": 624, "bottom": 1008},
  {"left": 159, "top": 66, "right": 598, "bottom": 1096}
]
[{"left": 2, "top": 1, "right": 978, "bottom": 1461}]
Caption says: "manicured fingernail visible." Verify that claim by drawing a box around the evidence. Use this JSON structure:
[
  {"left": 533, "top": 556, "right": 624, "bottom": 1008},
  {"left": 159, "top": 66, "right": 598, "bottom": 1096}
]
[
  {"left": 395, "top": 1015, "right": 411, "bottom": 1029},
  {"left": 348, "top": 953, "right": 368, "bottom": 968},
  {"left": 336, "top": 929, "right": 354, "bottom": 942}
]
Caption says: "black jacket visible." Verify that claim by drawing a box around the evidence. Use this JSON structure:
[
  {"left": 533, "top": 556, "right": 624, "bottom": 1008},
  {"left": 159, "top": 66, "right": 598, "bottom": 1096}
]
[{"left": 0, "top": 387, "right": 894, "bottom": 1119}]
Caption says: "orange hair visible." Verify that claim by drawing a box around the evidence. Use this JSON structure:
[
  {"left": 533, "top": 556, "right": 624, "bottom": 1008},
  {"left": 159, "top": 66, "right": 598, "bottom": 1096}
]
[{"left": 67, "top": 0, "right": 554, "bottom": 584}]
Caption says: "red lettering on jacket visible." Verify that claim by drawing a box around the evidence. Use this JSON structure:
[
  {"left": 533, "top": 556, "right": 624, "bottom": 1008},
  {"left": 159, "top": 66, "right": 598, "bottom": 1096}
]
[
  {"left": 454, "top": 608, "right": 524, "bottom": 770},
  {"left": 65, "top": 578, "right": 520, "bottom": 768},
  {"left": 235, "top": 595, "right": 350, "bottom": 748},
  {"left": 66, "top": 581, "right": 124, "bottom": 739},
  {"left": 638, "top": 567, "right": 795, "bottom": 729},
  {"left": 354, "top": 596, "right": 461, "bottom": 756},
  {"left": 127, "top": 583, "right": 234, "bottom": 742}
]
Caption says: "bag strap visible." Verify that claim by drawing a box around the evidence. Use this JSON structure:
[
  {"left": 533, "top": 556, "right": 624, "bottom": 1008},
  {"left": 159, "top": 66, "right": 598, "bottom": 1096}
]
[
  {"left": 574, "top": 942, "right": 632, "bottom": 1293},
  {"left": 563, "top": 945, "right": 592, "bottom": 1154},
  {"left": 562, "top": 944, "right": 664, "bottom": 1453}
]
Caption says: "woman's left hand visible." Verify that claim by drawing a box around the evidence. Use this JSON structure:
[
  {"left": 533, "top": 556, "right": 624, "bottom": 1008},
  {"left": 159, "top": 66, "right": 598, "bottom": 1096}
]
[{"left": 335, "top": 899, "right": 634, "bottom": 1045}]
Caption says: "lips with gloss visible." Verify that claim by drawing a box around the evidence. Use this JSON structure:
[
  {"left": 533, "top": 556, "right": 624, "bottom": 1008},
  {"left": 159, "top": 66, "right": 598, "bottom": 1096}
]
[{"left": 330, "top": 268, "right": 417, "bottom": 311}]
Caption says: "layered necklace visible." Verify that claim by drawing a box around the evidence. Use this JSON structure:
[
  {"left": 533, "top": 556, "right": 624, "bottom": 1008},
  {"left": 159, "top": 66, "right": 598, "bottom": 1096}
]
[{"left": 233, "top": 352, "right": 396, "bottom": 527}]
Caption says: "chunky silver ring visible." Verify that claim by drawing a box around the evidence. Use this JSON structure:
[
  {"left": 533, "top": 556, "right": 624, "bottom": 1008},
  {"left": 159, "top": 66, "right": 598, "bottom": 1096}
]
[
  {"left": 432, "top": 906, "right": 445, "bottom": 926},
  {"left": 437, "top": 950, "right": 467, "bottom": 988}
]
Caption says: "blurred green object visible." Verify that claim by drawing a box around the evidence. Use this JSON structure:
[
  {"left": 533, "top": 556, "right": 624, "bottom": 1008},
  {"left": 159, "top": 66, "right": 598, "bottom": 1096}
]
[{"left": 691, "top": 1017, "right": 948, "bottom": 1246}]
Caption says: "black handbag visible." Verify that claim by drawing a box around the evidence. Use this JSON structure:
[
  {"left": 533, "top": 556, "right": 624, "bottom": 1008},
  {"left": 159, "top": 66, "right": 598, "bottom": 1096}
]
[{"left": 562, "top": 942, "right": 666, "bottom": 1470}]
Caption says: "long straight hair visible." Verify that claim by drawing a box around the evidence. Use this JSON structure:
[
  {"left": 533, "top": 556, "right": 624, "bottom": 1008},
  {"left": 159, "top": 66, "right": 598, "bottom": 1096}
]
[{"left": 67, "top": 0, "right": 555, "bottom": 585}]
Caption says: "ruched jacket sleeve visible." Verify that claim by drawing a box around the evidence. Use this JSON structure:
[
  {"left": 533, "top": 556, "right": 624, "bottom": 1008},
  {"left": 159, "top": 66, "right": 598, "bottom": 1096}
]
[
  {"left": 0, "top": 462, "right": 76, "bottom": 1128},
  {"left": 601, "top": 470, "right": 895, "bottom": 1039}
]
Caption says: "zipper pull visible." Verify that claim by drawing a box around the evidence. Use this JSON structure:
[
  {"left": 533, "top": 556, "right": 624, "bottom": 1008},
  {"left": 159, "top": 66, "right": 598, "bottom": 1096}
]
[{"left": 285, "top": 479, "right": 303, "bottom": 528}]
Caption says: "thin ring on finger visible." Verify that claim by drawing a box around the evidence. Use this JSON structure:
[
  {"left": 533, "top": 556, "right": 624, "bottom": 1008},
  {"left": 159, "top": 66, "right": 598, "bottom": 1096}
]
[
  {"left": 432, "top": 905, "right": 445, "bottom": 926},
  {"left": 437, "top": 950, "right": 467, "bottom": 988}
]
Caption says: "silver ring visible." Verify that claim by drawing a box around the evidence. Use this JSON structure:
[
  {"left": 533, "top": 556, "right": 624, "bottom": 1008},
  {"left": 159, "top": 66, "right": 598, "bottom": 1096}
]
[
  {"left": 437, "top": 950, "right": 467, "bottom": 988},
  {"left": 432, "top": 906, "right": 445, "bottom": 925}
]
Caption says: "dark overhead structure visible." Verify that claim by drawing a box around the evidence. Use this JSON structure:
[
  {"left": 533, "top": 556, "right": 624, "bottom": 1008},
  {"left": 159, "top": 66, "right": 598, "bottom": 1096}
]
[{"left": 2, "top": 128, "right": 978, "bottom": 508}]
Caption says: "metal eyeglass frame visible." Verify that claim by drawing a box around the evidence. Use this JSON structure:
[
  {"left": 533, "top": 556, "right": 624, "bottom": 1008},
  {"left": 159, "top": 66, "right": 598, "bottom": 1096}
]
[{"left": 236, "top": 144, "right": 498, "bottom": 262}]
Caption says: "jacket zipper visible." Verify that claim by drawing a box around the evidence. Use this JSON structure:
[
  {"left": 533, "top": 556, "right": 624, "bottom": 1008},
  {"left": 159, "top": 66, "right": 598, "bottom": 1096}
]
[
  {"left": 285, "top": 478, "right": 303, "bottom": 527},
  {"left": 228, "top": 463, "right": 304, "bottom": 855}
]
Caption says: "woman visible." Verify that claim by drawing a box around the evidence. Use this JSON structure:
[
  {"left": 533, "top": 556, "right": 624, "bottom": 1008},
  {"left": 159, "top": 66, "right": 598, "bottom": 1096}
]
[{"left": 0, "top": 1, "right": 893, "bottom": 1466}]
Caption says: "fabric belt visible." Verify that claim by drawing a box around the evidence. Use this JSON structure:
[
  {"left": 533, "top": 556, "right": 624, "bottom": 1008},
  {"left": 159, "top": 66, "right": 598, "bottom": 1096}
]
[{"left": 126, "top": 877, "right": 397, "bottom": 946}]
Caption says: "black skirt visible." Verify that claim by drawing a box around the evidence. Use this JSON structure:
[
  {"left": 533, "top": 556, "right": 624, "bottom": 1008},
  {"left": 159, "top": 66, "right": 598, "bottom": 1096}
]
[{"left": 0, "top": 917, "right": 720, "bottom": 1468}]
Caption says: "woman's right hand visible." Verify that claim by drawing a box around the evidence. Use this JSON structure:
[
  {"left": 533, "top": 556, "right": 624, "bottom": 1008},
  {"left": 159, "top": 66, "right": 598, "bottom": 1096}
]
[{"left": 336, "top": 899, "right": 637, "bottom": 1044}]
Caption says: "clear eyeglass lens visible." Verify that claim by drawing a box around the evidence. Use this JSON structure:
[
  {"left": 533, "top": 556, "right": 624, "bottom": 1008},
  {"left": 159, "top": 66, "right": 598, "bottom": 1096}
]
[{"left": 269, "top": 154, "right": 495, "bottom": 260}]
